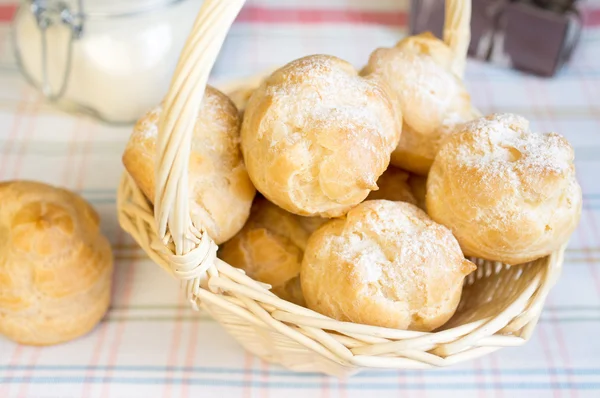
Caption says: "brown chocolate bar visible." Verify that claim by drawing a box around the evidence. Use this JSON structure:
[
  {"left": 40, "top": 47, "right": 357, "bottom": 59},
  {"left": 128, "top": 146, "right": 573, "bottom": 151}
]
[{"left": 410, "top": 0, "right": 582, "bottom": 76}]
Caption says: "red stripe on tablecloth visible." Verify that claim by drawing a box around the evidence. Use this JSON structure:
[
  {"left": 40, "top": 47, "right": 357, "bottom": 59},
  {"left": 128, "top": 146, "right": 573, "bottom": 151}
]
[
  {"left": 0, "top": 4, "right": 16, "bottom": 22},
  {"left": 11, "top": 99, "right": 41, "bottom": 180},
  {"left": 490, "top": 355, "right": 505, "bottom": 398},
  {"left": 0, "top": 346, "right": 23, "bottom": 397},
  {"left": 537, "top": 325, "right": 562, "bottom": 398},
  {"left": 526, "top": 80, "right": 579, "bottom": 398},
  {"left": 16, "top": 348, "right": 42, "bottom": 398},
  {"left": 181, "top": 310, "right": 201, "bottom": 398},
  {"left": 161, "top": 294, "right": 186, "bottom": 398},
  {"left": 586, "top": 8, "right": 600, "bottom": 26},
  {"left": 235, "top": 6, "right": 407, "bottom": 26},
  {"left": 1, "top": 4, "right": 600, "bottom": 27},
  {"left": 99, "top": 229, "right": 139, "bottom": 398},
  {"left": 0, "top": 90, "right": 29, "bottom": 179},
  {"left": 574, "top": 50, "right": 600, "bottom": 300},
  {"left": 0, "top": 4, "right": 399, "bottom": 25},
  {"left": 242, "top": 352, "right": 253, "bottom": 398}
]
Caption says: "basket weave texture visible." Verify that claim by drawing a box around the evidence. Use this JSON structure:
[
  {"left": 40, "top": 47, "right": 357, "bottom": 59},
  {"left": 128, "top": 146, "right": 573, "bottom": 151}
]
[{"left": 116, "top": 0, "right": 564, "bottom": 377}]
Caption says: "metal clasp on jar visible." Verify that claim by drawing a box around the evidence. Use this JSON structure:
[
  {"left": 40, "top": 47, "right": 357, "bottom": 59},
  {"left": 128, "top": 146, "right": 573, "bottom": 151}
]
[{"left": 12, "top": 0, "right": 84, "bottom": 100}]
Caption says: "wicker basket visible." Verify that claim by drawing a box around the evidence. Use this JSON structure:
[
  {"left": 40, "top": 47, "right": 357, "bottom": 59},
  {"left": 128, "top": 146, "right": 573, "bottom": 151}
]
[{"left": 116, "top": 0, "right": 564, "bottom": 377}]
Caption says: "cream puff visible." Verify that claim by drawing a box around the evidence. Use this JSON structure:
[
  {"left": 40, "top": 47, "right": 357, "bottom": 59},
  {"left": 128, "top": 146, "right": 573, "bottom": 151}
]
[
  {"left": 241, "top": 55, "right": 402, "bottom": 217},
  {"left": 0, "top": 181, "right": 113, "bottom": 345},
  {"left": 219, "top": 198, "right": 326, "bottom": 305},
  {"left": 301, "top": 200, "right": 475, "bottom": 331},
  {"left": 123, "top": 86, "right": 256, "bottom": 244},
  {"left": 427, "top": 113, "right": 582, "bottom": 264},
  {"left": 363, "top": 32, "right": 474, "bottom": 175}
]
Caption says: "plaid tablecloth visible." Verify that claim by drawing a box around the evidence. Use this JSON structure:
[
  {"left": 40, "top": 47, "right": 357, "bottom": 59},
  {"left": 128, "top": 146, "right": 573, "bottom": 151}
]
[{"left": 1, "top": 0, "right": 600, "bottom": 397}]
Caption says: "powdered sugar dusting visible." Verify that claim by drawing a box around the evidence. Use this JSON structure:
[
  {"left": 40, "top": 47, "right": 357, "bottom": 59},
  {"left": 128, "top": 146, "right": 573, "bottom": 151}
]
[
  {"left": 135, "top": 106, "right": 161, "bottom": 140},
  {"left": 364, "top": 35, "right": 471, "bottom": 136},
  {"left": 427, "top": 113, "right": 581, "bottom": 264},
  {"left": 328, "top": 201, "right": 468, "bottom": 294},
  {"left": 264, "top": 55, "right": 397, "bottom": 154},
  {"left": 133, "top": 86, "right": 238, "bottom": 143},
  {"left": 363, "top": 34, "right": 474, "bottom": 170},
  {"left": 453, "top": 113, "right": 573, "bottom": 179},
  {"left": 306, "top": 200, "right": 474, "bottom": 330},
  {"left": 242, "top": 55, "right": 402, "bottom": 217},
  {"left": 124, "top": 86, "right": 254, "bottom": 245}
]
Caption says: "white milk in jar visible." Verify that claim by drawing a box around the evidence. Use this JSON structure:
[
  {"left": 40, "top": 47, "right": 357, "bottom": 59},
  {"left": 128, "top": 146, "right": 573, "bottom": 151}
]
[{"left": 12, "top": 0, "right": 203, "bottom": 124}]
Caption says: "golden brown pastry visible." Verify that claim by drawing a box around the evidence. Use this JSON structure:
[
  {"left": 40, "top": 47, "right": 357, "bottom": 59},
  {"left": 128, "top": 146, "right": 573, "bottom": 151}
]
[
  {"left": 427, "top": 113, "right": 582, "bottom": 265},
  {"left": 219, "top": 198, "right": 326, "bottom": 305},
  {"left": 0, "top": 181, "right": 113, "bottom": 345},
  {"left": 123, "top": 85, "right": 256, "bottom": 244},
  {"left": 241, "top": 55, "right": 402, "bottom": 217},
  {"left": 367, "top": 167, "right": 416, "bottom": 204},
  {"left": 301, "top": 200, "right": 475, "bottom": 331},
  {"left": 408, "top": 173, "right": 427, "bottom": 211},
  {"left": 228, "top": 86, "right": 255, "bottom": 114},
  {"left": 362, "top": 32, "right": 474, "bottom": 175},
  {"left": 219, "top": 67, "right": 275, "bottom": 114}
]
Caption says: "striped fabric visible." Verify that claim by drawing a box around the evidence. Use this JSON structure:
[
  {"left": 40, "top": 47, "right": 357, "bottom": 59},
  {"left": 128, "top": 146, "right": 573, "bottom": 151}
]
[{"left": 1, "top": 0, "right": 600, "bottom": 396}]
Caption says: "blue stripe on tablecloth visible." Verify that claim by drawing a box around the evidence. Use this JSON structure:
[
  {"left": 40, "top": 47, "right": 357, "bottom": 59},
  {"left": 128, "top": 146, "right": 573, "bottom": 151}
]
[
  {"left": 1, "top": 365, "right": 600, "bottom": 377},
  {"left": 2, "top": 65, "right": 600, "bottom": 79},
  {"left": 0, "top": 376, "right": 599, "bottom": 390},
  {"left": 4, "top": 64, "right": 600, "bottom": 80},
  {"left": 66, "top": 190, "right": 600, "bottom": 204},
  {"left": 81, "top": 200, "right": 600, "bottom": 210},
  {"left": 73, "top": 190, "right": 600, "bottom": 197}
]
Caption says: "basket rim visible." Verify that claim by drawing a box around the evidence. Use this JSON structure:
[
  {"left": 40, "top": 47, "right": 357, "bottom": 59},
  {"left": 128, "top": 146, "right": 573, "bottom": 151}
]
[{"left": 117, "top": 171, "right": 564, "bottom": 371}]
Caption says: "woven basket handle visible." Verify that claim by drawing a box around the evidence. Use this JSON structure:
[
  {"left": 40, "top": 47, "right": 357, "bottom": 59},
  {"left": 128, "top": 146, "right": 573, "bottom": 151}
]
[
  {"left": 154, "top": 0, "right": 246, "bottom": 259},
  {"left": 444, "top": 0, "right": 471, "bottom": 78}
]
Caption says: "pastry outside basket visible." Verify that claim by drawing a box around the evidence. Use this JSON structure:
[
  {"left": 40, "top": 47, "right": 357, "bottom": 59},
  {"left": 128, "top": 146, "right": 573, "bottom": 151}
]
[{"left": 116, "top": 0, "right": 565, "bottom": 377}]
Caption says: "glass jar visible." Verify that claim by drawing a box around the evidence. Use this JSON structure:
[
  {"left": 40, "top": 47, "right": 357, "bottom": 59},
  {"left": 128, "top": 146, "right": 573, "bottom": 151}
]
[{"left": 12, "top": 0, "right": 203, "bottom": 124}]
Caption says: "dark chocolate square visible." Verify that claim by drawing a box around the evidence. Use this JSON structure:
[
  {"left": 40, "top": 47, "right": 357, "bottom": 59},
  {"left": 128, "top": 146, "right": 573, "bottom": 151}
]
[{"left": 409, "top": 0, "right": 582, "bottom": 76}]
